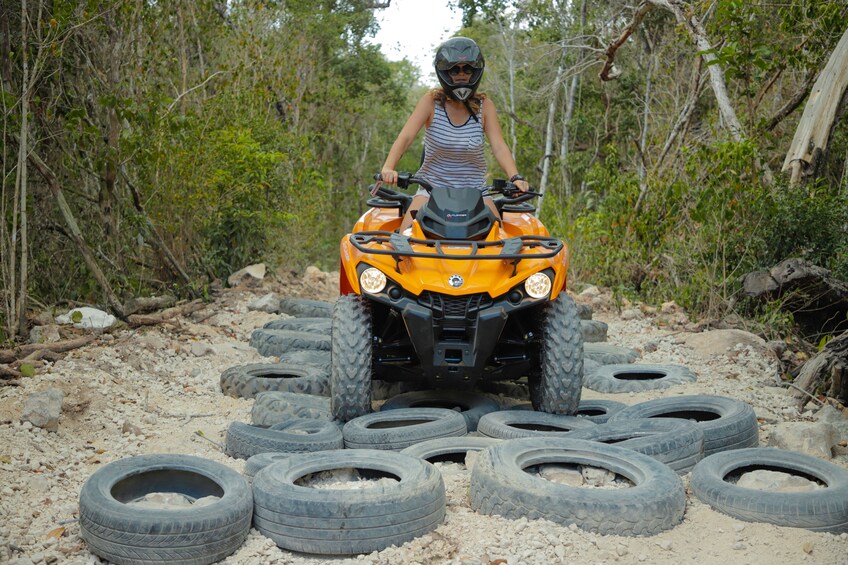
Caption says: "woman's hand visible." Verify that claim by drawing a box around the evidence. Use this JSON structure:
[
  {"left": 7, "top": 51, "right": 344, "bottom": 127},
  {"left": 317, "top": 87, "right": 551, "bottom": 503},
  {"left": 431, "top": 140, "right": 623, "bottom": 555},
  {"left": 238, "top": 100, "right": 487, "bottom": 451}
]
[
  {"left": 513, "top": 179, "right": 529, "bottom": 192},
  {"left": 380, "top": 168, "right": 398, "bottom": 184}
]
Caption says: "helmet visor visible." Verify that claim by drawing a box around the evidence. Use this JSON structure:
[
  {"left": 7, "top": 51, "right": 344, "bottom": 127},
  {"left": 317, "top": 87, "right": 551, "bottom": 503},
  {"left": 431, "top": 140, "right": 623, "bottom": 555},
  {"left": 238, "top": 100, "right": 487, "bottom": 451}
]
[{"left": 435, "top": 58, "right": 484, "bottom": 71}]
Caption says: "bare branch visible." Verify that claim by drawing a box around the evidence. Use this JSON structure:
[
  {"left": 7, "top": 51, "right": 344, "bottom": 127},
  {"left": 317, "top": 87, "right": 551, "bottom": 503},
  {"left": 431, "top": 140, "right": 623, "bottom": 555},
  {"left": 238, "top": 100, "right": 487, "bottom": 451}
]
[{"left": 600, "top": 1, "right": 653, "bottom": 81}]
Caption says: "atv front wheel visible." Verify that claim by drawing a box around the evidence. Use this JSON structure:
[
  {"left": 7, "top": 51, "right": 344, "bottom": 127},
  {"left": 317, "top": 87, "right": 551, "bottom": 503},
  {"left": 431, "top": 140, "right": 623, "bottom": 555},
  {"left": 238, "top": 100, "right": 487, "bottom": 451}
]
[
  {"left": 530, "top": 293, "right": 584, "bottom": 414},
  {"left": 330, "top": 295, "right": 373, "bottom": 421}
]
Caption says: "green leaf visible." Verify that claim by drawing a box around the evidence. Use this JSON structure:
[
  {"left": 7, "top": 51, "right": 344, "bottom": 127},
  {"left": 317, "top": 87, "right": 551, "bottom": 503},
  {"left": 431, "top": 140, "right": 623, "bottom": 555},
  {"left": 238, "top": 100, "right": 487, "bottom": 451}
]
[
  {"left": 20, "top": 364, "right": 35, "bottom": 378},
  {"left": 71, "top": 311, "right": 83, "bottom": 323}
]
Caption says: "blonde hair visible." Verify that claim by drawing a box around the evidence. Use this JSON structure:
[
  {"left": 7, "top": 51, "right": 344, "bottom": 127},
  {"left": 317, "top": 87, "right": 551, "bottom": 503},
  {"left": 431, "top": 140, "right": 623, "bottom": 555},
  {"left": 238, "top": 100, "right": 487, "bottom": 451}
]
[{"left": 430, "top": 88, "right": 487, "bottom": 115}]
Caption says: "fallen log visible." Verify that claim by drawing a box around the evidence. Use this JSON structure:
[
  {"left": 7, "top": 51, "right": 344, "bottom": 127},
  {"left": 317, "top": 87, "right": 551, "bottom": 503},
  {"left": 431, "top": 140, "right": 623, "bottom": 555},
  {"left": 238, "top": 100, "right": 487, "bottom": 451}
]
[
  {"left": 791, "top": 330, "right": 848, "bottom": 408},
  {"left": 742, "top": 258, "right": 848, "bottom": 338},
  {"left": 127, "top": 300, "right": 206, "bottom": 327},
  {"left": 0, "top": 335, "right": 96, "bottom": 364},
  {"left": 124, "top": 295, "right": 177, "bottom": 316}
]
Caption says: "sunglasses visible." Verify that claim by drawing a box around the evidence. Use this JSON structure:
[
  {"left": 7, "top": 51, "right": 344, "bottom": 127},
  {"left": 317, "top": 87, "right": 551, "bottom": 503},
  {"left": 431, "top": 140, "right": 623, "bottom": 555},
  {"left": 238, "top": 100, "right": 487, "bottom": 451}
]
[{"left": 448, "top": 64, "right": 475, "bottom": 76}]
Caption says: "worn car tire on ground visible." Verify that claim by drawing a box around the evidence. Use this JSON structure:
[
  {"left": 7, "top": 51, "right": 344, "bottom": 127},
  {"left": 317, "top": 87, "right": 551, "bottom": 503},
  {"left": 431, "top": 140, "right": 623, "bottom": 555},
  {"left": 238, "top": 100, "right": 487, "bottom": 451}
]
[
  {"left": 530, "top": 294, "right": 584, "bottom": 414},
  {"left": 564, "top": 418, "right": 705, "bottom": 474},
  {"left": 469, "top": 438, "right": 685, "bottom": 536},
  {"left": 250, "top": 329, "right": 331, "bottom": 357},
  {"left": 477, "top": 378, "right": 530, "bottom": 400},
  {"left": 580, "top": 319, "right": 608, "bottom": 343},
  {"left": 608, "top": 394, "right": 759, "bottom": 456},
  {"left": 582, "top": 363, "right": 697, "bottom": 393},
  {"left": 263, "top": 317, "right": 332, "bottom": 334},
  {"left": 691, "top": 448, "right": 848, "bottom": 532},
  {"left": 79, "top": 454, "right": 253, "bottom": 565},
  {"left": 252, "top": 449, "right": 445, "bottom": 554},
  {"left": 220, "top": 363, "right": 329, "bottom": 399},
  {"left": 343, "top": 408, "right": 467, "bottom": 450},
  {"left": 400, "top": 436, "right": 502, "bottom": 463},
  {"left": 252, "top": 391, "right": 333, "bottom": 427},
  {"left": 225, "top": 420, "right": 343, "bottom": 460},
  {"left": 477, "top": 410, "right": 596, "bottom": 439},
  {"left": 244, "top": 452, "right": 289, "bottom": 483},
  {"left": 584, "top": 343, "right": 640, "bottom": 365},
  {"left": 278, "top": 298, "right": 334, "bottom": 318},
  {"left": 507, "top": 398, "right": 626, "bottom": 424},
  {"left": 330, "top": 295, "right": 373, "bottom": 422},
  {"left": 380, "top": 390, "right": 500, "bottom": 432}
]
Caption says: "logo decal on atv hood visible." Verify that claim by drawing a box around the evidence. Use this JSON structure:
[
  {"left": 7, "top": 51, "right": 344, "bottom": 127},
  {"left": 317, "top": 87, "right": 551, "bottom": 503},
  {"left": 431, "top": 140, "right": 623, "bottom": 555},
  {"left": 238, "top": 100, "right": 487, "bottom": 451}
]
[{"left": 448, "top": 274, "right": 464, "bottom": 288}]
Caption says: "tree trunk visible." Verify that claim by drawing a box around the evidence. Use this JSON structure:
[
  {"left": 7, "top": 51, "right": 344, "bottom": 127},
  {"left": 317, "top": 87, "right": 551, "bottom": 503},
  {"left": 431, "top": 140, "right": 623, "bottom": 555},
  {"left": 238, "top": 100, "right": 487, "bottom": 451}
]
[
  {"left": 633, "top": 32, "right": 655, "bottom": 215},
  {"left": 13, "top": 0, "right": 28, "bottom": 337},
  {"left": 537, "top": 62, "right": 564, "bottom": 216},
  {"left": 101, "top": 12, "right": 121, "bottom": 262},
  {"left": 781, "top": 26, "right": 848, "bottom": 185},
  {"left": 26, "top": 150, "right": 126, "bottom": 320},
  {"left": 656, "top": 58, "right": 703, "bottom": 172},
  {"left": 559, "top": 0, "right": 587, "bottom": 199},
  {"left": 647, "top": 0, "right": 773, "bottom": 184},
  {"left": 791, "top": 331, "right": 848, "bottom": 408}
]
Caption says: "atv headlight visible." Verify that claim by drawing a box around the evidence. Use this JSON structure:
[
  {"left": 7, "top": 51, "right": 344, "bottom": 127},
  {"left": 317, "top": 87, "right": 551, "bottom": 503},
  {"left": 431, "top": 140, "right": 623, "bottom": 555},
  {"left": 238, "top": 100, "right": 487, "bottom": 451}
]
[
  {"left": 525, "top": 272, "right": 552, "bottom": 299},
  {"left": 360, "top": 267, "right": 387, "bottom": 294}
]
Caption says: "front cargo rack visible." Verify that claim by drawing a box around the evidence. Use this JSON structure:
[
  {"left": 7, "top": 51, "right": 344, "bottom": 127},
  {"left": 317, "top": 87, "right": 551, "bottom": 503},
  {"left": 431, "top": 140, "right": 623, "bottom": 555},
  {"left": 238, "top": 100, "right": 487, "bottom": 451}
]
[{"left": 350, "top": 230, "right": 562, "bottom": 263}]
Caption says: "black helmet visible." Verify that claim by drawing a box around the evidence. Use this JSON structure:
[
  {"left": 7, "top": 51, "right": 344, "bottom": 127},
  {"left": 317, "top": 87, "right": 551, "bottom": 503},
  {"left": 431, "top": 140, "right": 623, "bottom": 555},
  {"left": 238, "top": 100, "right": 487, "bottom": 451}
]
[{"left": 434, "top": 37, "right": 485, "bottom": 101}]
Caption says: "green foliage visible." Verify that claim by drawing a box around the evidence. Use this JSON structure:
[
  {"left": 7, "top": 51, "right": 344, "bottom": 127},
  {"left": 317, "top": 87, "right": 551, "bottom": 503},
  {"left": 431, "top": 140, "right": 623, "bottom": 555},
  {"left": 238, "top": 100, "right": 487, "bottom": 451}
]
[
  {"left": 196, "top": 128, "right": 289, "bottom": 277},
  {"left": 754, "top": 180, "right": 848, "bottom": 280}
]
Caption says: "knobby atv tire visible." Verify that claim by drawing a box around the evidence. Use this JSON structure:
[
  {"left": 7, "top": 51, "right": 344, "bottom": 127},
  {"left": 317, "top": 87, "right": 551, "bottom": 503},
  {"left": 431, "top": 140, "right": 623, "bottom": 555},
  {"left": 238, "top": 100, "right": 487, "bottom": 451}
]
[
  {"left": 469, "top": 438, "right": 685, "bottom": 536},
  {"left": 220, "top": 363, "right": 329, "bottom": 399},
  {"left": 330, "top": 295, "right": 373, "bottom": 422},
  {"left": 608, "top": 394, "right": 759, "bottom": 457},
  {"left": 582, "top": 363, "right": 696, "bottom": 394},
  {"left": 530, "top": 294, "right": 583, "bottom": 414},
  {"left": 278, "top": 298, "right": 333, "bottom": 318},
  {"left": 343, "top": 408, "right": 467, "bottom": 451},
  {"left": 564, "top": 418, "right": 705, "bottom": 474},
  {"left": 79, "top": 454, "right": 253, "bottom": 565},
  {"left": 252, "top": 449, "right": 445, "bottom": 554},
  {"left": 691, "top": 448, "right": 848, "bottom": 532},
  {"left": 225, "top": 420, "right": 343, "bottom": 460},
  {"left": 477, "top": 410, "right": 596, "bottom": 439},
  {"left": 379, "top": 390, "right": 501, "bottom": 432}
]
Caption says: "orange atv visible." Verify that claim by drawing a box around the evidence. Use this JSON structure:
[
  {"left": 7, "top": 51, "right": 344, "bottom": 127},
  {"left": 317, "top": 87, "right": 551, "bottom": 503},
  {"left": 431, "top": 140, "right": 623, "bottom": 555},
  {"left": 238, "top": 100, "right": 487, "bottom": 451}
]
[{"left": 332, "top": 173, "right": 583, "bottom": 421}]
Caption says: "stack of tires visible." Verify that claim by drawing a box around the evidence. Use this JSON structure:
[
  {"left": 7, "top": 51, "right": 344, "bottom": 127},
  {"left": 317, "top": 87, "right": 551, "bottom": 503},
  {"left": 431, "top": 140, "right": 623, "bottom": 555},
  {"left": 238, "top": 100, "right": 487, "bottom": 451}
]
[{"left": 77, "top": 297, "right": 848, "bottom": 564}]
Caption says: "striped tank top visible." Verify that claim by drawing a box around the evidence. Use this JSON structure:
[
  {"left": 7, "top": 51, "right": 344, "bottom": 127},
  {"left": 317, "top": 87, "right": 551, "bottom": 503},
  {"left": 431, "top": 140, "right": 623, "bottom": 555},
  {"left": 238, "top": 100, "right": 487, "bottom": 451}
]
[{"left": 416, "top": 101, "right": 487, "bottom": 192}]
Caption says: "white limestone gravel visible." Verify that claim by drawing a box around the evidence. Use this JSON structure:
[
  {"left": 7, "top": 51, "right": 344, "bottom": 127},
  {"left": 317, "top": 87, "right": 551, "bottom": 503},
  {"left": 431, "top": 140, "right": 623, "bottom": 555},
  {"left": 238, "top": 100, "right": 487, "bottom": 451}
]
[{"left": 0, "top": 278, "right": 846, "bottom": 565}]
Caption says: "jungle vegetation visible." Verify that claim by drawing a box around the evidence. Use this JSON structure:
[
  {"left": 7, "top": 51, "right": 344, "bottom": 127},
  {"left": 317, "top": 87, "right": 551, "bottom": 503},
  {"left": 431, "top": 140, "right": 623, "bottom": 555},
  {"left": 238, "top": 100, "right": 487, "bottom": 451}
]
[{"left": 2, "top": 0, "right": 847, "bottom": 340}]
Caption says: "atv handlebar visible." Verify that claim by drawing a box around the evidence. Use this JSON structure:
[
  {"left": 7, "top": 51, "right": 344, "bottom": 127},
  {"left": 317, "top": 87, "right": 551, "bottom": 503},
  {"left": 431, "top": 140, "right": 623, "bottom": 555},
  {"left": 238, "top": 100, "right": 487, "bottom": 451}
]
[{"left": 373, "top": 173, "right": 539, "bottom": 201}]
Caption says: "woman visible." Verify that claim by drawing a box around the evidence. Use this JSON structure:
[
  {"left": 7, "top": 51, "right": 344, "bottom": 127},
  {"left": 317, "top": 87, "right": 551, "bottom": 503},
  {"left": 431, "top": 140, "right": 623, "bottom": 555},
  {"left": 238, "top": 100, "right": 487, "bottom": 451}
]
[{"left": 380, "top": 37, "right": 528, "bottom": 230}]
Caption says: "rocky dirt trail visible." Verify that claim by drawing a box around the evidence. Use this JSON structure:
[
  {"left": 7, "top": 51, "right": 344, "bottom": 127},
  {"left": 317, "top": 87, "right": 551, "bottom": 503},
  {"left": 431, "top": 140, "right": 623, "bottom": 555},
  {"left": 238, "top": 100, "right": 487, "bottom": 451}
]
[{"left": 1, "top": 267, "right": 847, "bottom": 565}]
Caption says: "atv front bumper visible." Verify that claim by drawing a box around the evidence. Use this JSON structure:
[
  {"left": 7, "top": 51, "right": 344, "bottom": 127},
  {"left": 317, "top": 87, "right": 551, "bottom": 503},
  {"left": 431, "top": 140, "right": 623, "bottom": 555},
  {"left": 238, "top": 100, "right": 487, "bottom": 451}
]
[{"left": 367, "top": 289, "right": 544, "bottom": 387}]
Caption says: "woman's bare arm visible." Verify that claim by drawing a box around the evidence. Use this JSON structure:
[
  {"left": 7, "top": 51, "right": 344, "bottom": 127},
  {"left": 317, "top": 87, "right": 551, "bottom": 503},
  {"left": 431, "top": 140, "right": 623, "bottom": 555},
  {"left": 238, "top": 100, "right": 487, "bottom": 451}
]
[{"left": 381, "top": 93, "right": 434, "bottom": 184}]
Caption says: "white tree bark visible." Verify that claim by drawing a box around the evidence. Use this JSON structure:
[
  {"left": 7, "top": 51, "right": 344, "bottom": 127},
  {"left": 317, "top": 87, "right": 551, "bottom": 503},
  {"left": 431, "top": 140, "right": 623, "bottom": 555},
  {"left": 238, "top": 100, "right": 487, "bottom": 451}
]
[
  {"left": 537, "top": 62, "right": 564, "bottom": 216},
  {"left": 782, "top": 26, "right": 848, "bottom": 185},
  {"left": 496, "top": 17, "right": 518, "bottom": 160},
  {"left": 559, "top": 0, "right": 587, "bottom": 199},
  {"left": 13, "top": 0, "right": 29, "bottom": 337}
]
